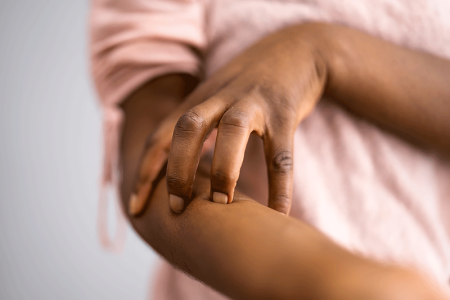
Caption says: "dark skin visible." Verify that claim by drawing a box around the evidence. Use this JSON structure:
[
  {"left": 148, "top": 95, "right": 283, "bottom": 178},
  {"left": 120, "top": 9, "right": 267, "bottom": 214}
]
[
  {"left": 119, "top": 23, "right": 450, "bottom": 299},
  {"left": 125, "top": 159, "right": 447, "bottom": 300},
  {"left": 127, "top": 22, "right": 450, "bottom": 216},
  {"left": 120, "top": 98, "right": 447, "bottom": 299}
]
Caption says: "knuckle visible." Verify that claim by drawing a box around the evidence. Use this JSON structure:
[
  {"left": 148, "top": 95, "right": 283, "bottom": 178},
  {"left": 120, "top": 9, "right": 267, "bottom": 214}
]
[
  {"left": 265, "top": 116, "right": 294, "bottom": 136},
  {"left": 175, "top": 110, "right": 205, "bottom": 134},
  {"left": 257, "top": 83, "right": 293, "bottom": 111},
  {"left": 166, "top": 174, "right": 191, "bottom": 192},
  {"left": 143, "top": 133, "right": 158, "bottom": 150},
  {"left": 220, "top": 109, "right": 250, "bottom": 130},
  {"left": 270, "top": 150, "right": 293, "bottom": 174}
]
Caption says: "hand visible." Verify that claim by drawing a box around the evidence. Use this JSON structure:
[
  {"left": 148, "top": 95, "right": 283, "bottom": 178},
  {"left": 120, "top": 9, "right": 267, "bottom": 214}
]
[{"left": 129, "top": 24, "right": 328, "bottom": 216}]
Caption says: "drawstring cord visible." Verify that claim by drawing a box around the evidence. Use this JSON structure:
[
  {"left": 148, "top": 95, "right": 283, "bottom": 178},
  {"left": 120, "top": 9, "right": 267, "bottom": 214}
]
[{"left": 98, "top": 105, "right": 127, "bottom": 253}]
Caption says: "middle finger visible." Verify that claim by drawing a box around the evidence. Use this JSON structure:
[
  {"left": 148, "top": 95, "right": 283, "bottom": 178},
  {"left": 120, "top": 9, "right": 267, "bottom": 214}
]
[
  {"left": 210, "top": 98, "right": 265, "bottom": 204},
  {"left": 166, "top": 93, "right": 232, "bottom": 212}
]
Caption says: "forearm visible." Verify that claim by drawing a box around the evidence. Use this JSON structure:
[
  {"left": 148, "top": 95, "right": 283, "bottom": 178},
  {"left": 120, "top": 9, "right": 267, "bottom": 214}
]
[
  {"left": 130, "top": 165, "right": 349, "bottom": 300},
  {"left": 118, "top": 85, "right": 445, "bottom": 300},
  {"left": 128, "top": 163, "right": 446, "bottom": 300},
  {"left": 121, "top": 106, "right": 347, "bottom": 300},
  {"left": 301, "top": 23, "right": 450, "bottom": 152},
  {"left": 116, "top": 31, "right": 449, "bottom": 300},
  {"left": 117, "top": 76, "right": 345, "bottom": 298},
  {"left": 118, "top": 75, "right": 345, "bottom": 299},
  {"left": 120, "top": 96, "right": 353, "bottom": 300}
]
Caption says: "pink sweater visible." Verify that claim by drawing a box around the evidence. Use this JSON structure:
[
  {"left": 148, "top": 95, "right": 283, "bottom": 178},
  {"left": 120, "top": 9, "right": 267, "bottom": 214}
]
[{"left": 90, "top": 0, "right": 450, "bottom": 298}]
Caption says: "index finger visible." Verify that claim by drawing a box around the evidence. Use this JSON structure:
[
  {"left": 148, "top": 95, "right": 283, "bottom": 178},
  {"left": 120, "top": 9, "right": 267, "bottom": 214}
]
[
  {"left": 128, "top": 120, "right": 175, "bottom": 216},
  {"left": 128, "top": 75, "right": 236, "bottom": 216},
  {"left": 128, "top": 81, "right": 224, "bottom": 216}
]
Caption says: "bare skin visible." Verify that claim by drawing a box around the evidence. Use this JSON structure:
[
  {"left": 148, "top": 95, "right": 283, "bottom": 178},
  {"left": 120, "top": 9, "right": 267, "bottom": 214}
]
[
  {"left": 127, "top": 22, "right": 450, "bottom": 216},
  {"left": 122, "top": 154, "right": 448, "bottom": 299},
  {"left": 119, "top": 101, "right": 448, "bottom": 299},
  {"left": 118, "top": 22, "right": 450, "bottom": 299}
]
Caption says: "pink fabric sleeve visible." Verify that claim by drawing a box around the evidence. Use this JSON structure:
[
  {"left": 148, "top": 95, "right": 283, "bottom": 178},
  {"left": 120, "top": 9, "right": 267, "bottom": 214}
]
[{"left": 89, "top": 0, "right": 206, "bottom": 252}]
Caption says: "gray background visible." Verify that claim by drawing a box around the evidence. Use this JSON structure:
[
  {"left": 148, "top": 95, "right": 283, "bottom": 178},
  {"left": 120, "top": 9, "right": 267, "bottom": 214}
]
[{"left": 0, "top": 1, "right": 159, "bottom": 299}]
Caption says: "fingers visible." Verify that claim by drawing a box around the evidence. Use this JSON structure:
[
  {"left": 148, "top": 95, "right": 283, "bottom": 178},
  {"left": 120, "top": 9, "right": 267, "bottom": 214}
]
[
  {"left": 210, "top": 100, "right": 264, "bottom": 205},
  {"left": 128, "top": 79, "right": 231, "bottom": 216},
  {"left": 128, "top": 119, "right": 176, "bottom": 216},
  {"left": 264, "top": 126, "right": 295, "bottom": 215},
  {"left": 166, "top": 95, "right": 230, "bottom": 213}
]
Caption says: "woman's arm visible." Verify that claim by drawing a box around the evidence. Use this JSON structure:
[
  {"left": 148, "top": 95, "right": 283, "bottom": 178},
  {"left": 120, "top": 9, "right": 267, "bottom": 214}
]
[
  {"left": 127, "top": 22, "right": 450, "bottom": 216},
  {"left": 118, "top": 69, "right": 447, "bottom": 300},
  {"left": 125, "top": 160, "right": 446, "bottom": 300},
  {"left": 117, "top": 24, "right": 450, "bottom": 299},
  {"left": 310, "top": 23, "right": 450, "bottom": 153}
]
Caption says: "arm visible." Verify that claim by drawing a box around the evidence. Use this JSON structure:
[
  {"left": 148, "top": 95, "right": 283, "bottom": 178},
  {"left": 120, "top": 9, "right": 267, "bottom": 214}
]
[
  {"left": 119, "top": 79, "right": 447, "bottom": 300},
  {"left": 313, "top": 23, "right": 450, "bottom": 153},
  {"left": 123, "top": 150, "right": 446, "bottom": 300},
  {"left": 129, "top": 22, "right": 450, "bottom": 217}
]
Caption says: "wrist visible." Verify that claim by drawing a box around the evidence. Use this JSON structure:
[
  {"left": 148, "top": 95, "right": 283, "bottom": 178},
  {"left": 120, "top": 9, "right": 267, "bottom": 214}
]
[
  {"left": 277, "top": 22, "right": 338, "bottom": 111},
  {"left": 288, "top": 22, "right": 350, "bottom": 100}
]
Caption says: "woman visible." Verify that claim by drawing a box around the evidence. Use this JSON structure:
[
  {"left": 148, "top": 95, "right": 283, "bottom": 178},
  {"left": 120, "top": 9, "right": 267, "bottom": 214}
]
[{"left": 90, "top": 0, "right": 450, "bottom": 299}]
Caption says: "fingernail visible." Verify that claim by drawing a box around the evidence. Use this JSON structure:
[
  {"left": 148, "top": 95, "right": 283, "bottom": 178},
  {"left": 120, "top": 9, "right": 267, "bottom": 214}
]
[
  {"left": 129, "top": 193, "right": 139, "bottom": 215},
  {"left": 213, "top": 192, "right": 228, "bottom": 204},
  {"left": 169, "top": 194, "right": 184, "bottom": 213}
]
